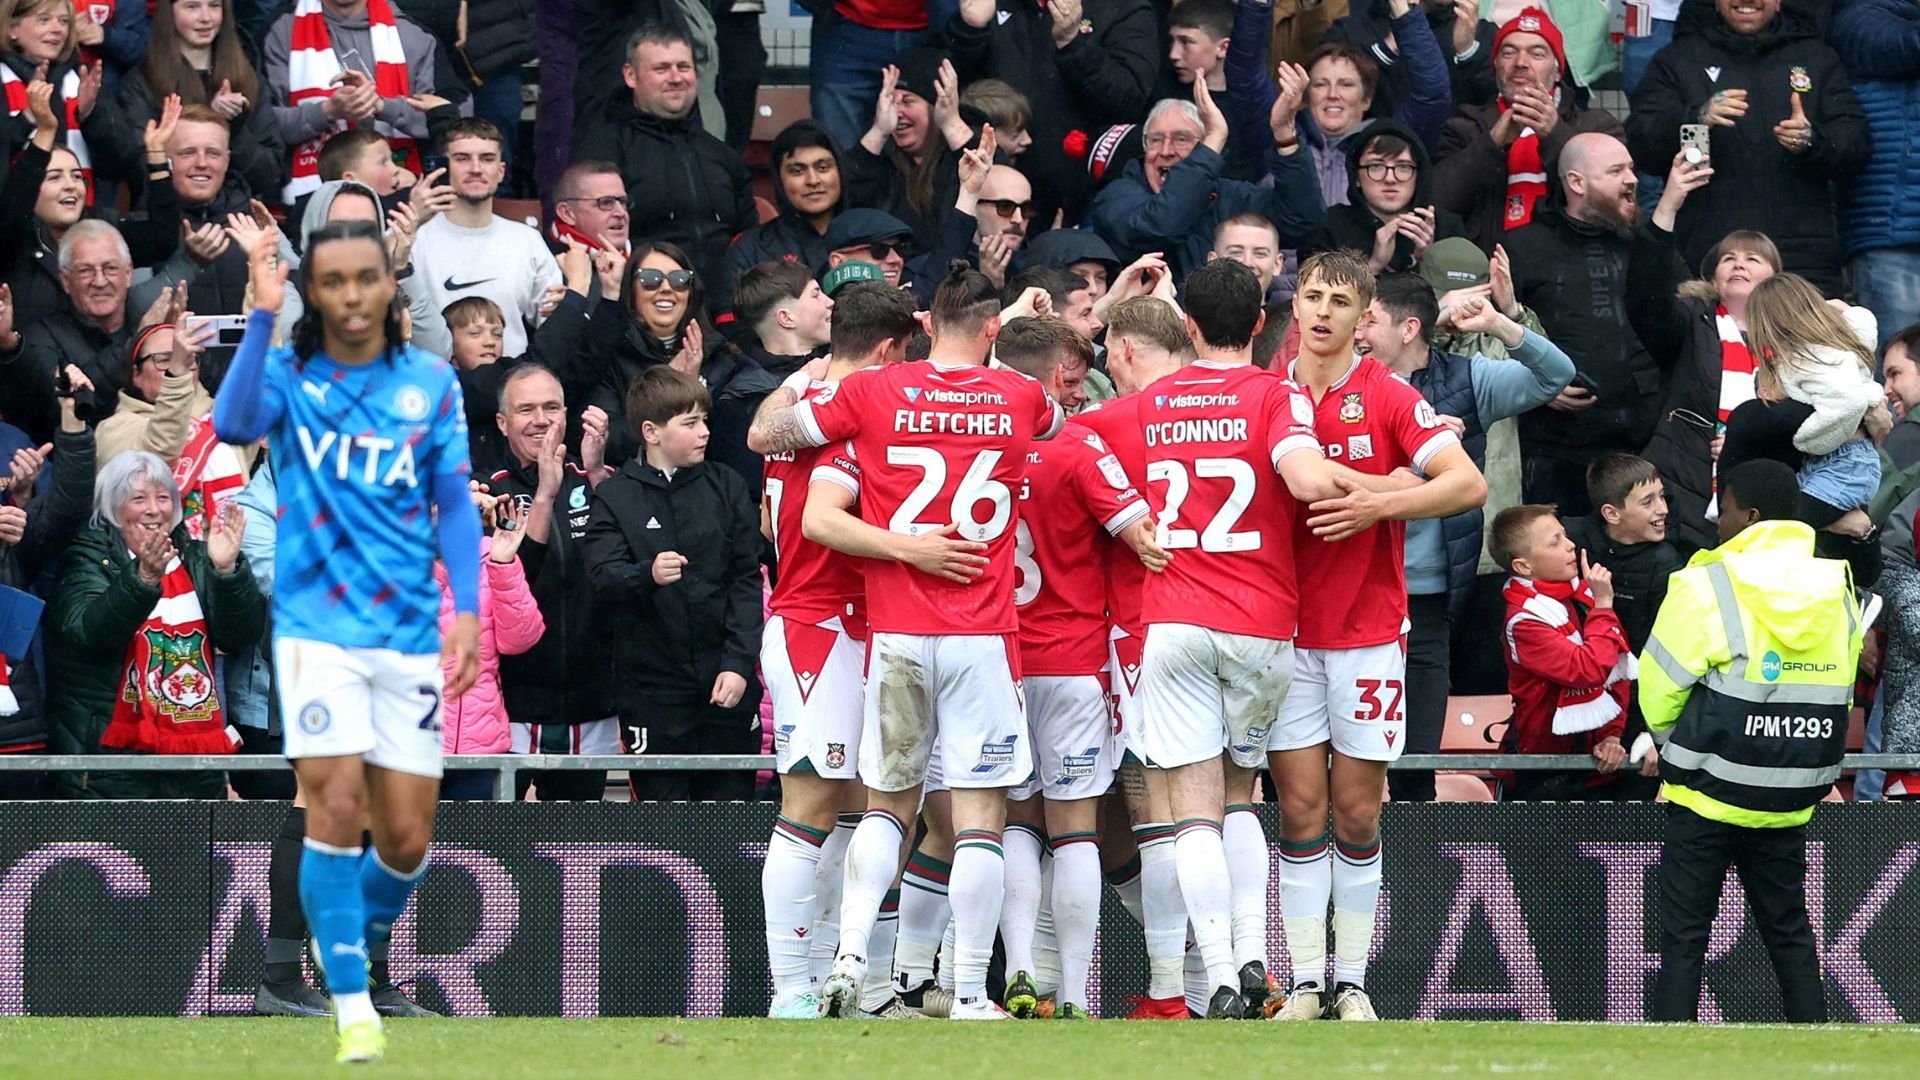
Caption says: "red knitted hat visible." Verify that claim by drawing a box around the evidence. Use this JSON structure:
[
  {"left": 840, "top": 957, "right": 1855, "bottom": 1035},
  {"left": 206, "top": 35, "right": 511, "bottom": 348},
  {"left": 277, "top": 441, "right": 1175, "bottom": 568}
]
[{"left": 1494, "top": 7, "right": 1569, "bottom": 78}]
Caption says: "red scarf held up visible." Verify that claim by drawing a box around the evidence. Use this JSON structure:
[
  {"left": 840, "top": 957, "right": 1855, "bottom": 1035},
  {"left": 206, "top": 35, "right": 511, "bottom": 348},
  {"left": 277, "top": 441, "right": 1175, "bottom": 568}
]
[
  {"left": 100, "top": 555, "right": 240, "bottom": 754},
  {"left": 1499, "top": 94, "right": 1551, "bottom": 231}
]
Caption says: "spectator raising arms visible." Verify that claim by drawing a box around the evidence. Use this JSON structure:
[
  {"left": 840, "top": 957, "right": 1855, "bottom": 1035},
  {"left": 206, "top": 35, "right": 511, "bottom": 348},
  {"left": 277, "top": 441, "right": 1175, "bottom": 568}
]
[
  {"left": 1626, "top": 0, "right": 1868, "bottom": 295},
  {"left": 46, "top": 452, "right": 265, "bottom": 799},
  {"left": 119, "top": 0, "right": 287, "bottom": 199},
  {"left": 0, "top": 0, "right": 147, "bottom": 187}
]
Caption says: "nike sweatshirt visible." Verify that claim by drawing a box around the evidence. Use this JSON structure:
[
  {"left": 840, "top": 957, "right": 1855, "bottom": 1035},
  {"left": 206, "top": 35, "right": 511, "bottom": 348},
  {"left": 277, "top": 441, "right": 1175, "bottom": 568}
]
[{"left": 411, "top": 212, "right": 565, "bottom": 357}]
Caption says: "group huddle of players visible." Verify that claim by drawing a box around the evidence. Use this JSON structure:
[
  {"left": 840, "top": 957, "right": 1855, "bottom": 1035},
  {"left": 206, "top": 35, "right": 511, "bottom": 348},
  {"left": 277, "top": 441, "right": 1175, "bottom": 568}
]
[{"left": 748, "top": 249, "right": 1487, "bottom": 1022}]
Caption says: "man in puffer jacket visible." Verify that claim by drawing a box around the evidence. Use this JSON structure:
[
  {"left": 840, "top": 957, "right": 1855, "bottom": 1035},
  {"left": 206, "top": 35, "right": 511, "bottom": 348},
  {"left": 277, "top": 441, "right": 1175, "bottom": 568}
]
[
  {"left": 1626, "top": 0, "right": 1869, "bottom": 295},
  {"left": 1832, "top": 0, "right": 1920, "bottom": 346},
  {"left": 435, "top": 496, "right": 545, "bottom": 800}
]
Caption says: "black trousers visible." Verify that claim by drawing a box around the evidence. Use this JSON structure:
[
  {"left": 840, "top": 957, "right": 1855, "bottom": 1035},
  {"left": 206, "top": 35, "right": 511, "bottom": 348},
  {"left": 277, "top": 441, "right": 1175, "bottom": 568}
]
[
  {"left": 1652, "top": 803, "right": 1826, "bottom": 1022},
  {"left": 1393, "top": 591, "right": 1451, "bottom": 802},
  {"left": 622, "top": 702, "right": 759, "bottom": 802}
]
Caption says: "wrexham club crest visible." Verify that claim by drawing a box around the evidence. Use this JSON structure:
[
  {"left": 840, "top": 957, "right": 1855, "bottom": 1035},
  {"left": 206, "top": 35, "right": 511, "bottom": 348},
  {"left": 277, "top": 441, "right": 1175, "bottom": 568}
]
[{"left": 125, "top": 629, "right": 218, "bottom": 720}]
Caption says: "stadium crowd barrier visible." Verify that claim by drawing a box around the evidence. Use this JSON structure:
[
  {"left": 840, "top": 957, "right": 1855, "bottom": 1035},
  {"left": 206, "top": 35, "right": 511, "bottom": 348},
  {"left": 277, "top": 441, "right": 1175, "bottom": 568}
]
[{"left": 2, "top": 788, "right": 1918, "bottom": 1021}]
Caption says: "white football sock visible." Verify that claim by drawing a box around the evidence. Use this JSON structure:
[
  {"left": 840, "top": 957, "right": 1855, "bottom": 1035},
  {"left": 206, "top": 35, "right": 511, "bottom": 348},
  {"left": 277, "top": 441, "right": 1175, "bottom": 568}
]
[
  {"left": 860, "top": 889, "right": 900, "bottom": 1011},
  {"left": 1332, "top": 833, "right": 1382, "bottom": 988},
  {"left": 834, "top": 810, "right": 906, "bottom": 965},
  {"left": 949, "top": 829, "right": 1006, "bottom": 1004},
  {"left": 1049, "top": 837, "right": 1101, "bottom": 1011},
  {"left": 1173, "top": 818, "right": 1235, "bottom": 991},
  {"left": 1135, "top": 823, "right": 1185, "bottom": 999},
  {"left": 1223, "top": 805, "right": 1270, "bottom": 973},
  {"left": 1034, "top": 849, "right": 1061, "bottom": 997},
  {"left": 937, "top": 921, "right": 956, "bottom": 991},
  {"left": 1000, "top": 823, "right": 1045, "bottom": 981},
  {"left": 894, "top": 847, "right": 952, "bottom": 991},
  {"left": 1278, "top": 830, "right": 1332, "bottom": 988},
  {"left": 809, "top": 813, "right": 858, "bottom": 986},
  {"left": 762, "top": 817, "right": 827, "bottom": 1001}
]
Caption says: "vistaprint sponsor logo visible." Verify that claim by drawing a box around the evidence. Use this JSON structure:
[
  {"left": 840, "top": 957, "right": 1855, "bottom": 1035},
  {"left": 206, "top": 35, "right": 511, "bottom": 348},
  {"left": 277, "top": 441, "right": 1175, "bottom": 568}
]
[
  {"left": 1156, "top": 393, "right": 1240, "bottom": 410},
  {"left": 906, "top": 387, "right": 1008, "bottom": 406}
]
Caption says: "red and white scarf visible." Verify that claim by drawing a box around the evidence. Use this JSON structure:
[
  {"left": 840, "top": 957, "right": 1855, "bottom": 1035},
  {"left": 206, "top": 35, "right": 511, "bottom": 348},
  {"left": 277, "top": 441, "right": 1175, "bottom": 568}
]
[
  {"left": 1499, "top": 88, "right": 1559, "bottom": 231},
  {"left": 548, "top": 217, "right": 628, "bottom": 254},
  {"left": 172, "top": 415, "right": 246, "bottom": 540},
  {"left": 99, "top": 554, "right": 239, "bottom": 754},
  {"left": 283, "top": 0, "right": 417, "bottom": 201},
  {"left": 1503, "top": 575, "right": 1636, "bottom": 735},
  {"left": 1714, "top": 304, "right": 1757, "bottom": 423},
  {"left": 2, "top": 65, "right": 91, "bottom": 203}
]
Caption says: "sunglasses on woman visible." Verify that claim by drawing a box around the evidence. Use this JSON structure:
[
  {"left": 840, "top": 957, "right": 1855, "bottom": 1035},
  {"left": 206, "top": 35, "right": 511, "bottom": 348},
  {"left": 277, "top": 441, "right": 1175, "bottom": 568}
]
[{"left": 634, "top": 267, "right": 694, "bottom": 291}]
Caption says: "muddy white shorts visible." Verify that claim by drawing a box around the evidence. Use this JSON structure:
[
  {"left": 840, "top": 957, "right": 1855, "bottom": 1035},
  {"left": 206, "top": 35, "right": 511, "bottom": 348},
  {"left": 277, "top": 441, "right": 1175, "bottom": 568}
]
[
  {"left": 1136, "top": 623, "right": 1292, "bottom": 770},
  {"left": 861, "top": 631, "right": 1030, "bottom": 792}
]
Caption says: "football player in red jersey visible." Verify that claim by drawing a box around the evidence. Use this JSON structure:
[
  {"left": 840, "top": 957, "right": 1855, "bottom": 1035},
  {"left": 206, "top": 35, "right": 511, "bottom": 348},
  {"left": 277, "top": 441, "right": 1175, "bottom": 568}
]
[
  {"left": 1077, "top": 295, "right": 1200, "bottom": 1018},
  {"left": 1268, "top": 252, "right": 1486, "bottom": 1022},
  {"left": 995, "top": 316, "right": 1163, "bottom": 1019},
  {"left": 748, "top": 262, "right": 1064, "bottom": 1021},
  {"left": 758, "top": 283, "right": 922, "bottom": 1019}
]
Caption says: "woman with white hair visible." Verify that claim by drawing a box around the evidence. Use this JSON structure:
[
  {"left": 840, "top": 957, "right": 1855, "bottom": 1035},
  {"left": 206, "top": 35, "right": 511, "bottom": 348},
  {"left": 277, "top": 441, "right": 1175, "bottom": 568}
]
[{"left": 45, "top": 448, "right": 265, "bottom": 798}]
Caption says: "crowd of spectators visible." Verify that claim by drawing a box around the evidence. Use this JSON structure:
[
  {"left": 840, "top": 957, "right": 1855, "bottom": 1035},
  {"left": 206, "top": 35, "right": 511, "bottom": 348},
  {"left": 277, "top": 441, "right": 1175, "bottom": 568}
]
[{"left": 0, "top": 0, "right": 1917, "bottom": 804}]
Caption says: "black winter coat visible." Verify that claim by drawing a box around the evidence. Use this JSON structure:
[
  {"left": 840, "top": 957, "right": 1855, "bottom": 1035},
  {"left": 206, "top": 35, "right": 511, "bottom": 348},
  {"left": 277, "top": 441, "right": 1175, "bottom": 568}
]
[
  {"left": 1323, "top": 0, "right": 1495, "bottom": 116},
  {"left": 485, "top": 452, "right": 618, "bottom": 730},
  {"left": 573, "top": 101, "right": 756, "bottom": 295},
  {"left": 1300, "top": 118, "right": 1472, "bottom": 271},
  {"left": 1507, "top": 205, "right": 1669, "bottom": 456},
  {"left": 582, "top": 456, "right": 763, "bottom": 707},
  {"left": 1625, "top": 0, "right": 1870, "bottom": 294},
  {"left": 0, "top": 424, "right": 93, "bottom": 751},
  {"left": 716, "top": 210, "right": 833, "bottom": 322},
  {"left": 396, "top": 0, "right": 535, "bottom": 82},
  {"left": 932, "top": 0, "right": 1160, "bottom": 226},
  {"left": 0, "top": 311, "right": 133, "bottom": 446},
  {"left": 1627, "top": 220, "right": 1729, "bottom": 553},
  {"left": 0, "top": 55, "right": 146, "bottom": 186}
]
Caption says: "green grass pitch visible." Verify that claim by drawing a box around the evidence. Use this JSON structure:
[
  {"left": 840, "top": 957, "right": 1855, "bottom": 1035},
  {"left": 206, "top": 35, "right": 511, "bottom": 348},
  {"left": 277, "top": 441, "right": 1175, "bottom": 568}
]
[{"left": 1, "top": 1018, "right": 1914, "bottom": 1079}]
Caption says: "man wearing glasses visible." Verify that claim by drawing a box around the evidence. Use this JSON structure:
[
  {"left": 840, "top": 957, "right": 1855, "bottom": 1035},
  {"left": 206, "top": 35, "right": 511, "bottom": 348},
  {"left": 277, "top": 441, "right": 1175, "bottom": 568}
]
[
  {"left": 1092, "top": 75, "right": 1323, "bottom": 281},
  {"left": 549, "top": 160, "right": 632, "bottom": 254},
  {"left": 0, "top": 221, "right": 142, "bottom": 444}
]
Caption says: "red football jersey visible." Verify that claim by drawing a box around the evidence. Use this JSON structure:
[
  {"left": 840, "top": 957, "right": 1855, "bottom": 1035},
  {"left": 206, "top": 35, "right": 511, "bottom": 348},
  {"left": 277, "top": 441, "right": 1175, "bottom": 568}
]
[
  {"left": 1014, "top": 420, "right": 1149, "bottom": 675},
  {"left": 793, "top": 360, "right": 1063, "bottom": 635},
  {"left": 1076, "top": 395, "right": 1151, "bottom": 638},
  {"left": 1287, "top": 355, "right": 1459, "bottom": 649},
  {"left": 1138, "top": 362, "right": 1322, "bottom": 640},
  {"left": 766, "top": 385, "right": 867, "bottom": 632}
]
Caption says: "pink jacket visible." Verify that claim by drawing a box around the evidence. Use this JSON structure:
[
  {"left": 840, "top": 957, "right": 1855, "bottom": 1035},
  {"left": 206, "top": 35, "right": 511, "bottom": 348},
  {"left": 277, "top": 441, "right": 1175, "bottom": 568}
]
[{"left": 436, "top": 537, "right": 545, "bottom": 754}]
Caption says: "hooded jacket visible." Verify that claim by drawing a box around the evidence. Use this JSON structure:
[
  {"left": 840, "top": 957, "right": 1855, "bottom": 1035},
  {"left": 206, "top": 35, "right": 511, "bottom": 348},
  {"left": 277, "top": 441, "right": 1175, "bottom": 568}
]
[
  {"left": 573, "top": 100, "right": 756, "bottom": 294},
  {"left": 581, "top": 454, "right": 763, "bottom": 708},
  {"left": 715, "top": 153, "right": 841, "bottom": 323},
  {"left": 275, "top": 179, "right": 451, "bottom": 358},
  {"left": 434, "top": 535, "right": 544, "bottom": 754},
  {"left": 1299, "top": 118, "right": 1470, "bottom": 271},
  {"left": 1625, "top": 0, "right": 1870, "bottom": 294},
  {"left": 1640, "top": 518, "right": 1861, "bottom": 826},
  {"left": 1832, "top": 0, "right": 1920, "bottom": 259}
]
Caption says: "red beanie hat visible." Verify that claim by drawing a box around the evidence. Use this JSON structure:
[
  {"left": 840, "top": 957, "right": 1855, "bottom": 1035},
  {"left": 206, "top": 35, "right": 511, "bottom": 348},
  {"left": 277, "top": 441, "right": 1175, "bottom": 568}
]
[{"left": 1494, "top": 7, "right": 1569, "bottom": 79}]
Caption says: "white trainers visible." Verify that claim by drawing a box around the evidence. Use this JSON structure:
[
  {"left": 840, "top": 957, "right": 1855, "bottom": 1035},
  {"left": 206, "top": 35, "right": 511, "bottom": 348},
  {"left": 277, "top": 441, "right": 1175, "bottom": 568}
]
[
  {"left": 769, "top": 991, "right": 822, "bottom": 1019},
  {"left": 864, "top": 996, "right": 923, "bottom": 1020},
  {"left": 1328, "top": 984, "right": 1378, "bottom": 1021},
  {"left": 918, "top": 986, "right": 956, "bottom": 1019},
  {"left": 821, "top": 956, "right": 867, "bottom": 1018},
  {"left": 1268, "top": 983, "right": 1326, "bottom": 1022},
  {"left": 950, "top": 995, "right": 1012, "bottom": 1020}
]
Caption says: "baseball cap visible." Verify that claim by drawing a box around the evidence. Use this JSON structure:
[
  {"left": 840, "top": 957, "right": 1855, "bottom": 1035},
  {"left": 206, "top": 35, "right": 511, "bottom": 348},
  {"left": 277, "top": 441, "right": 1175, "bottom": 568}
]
[
  {"left": 822, "top": 208, "right": 915, "bottom": 255},
  {"left": 821, "top": 260, "right": 886, "bottom": 296},
  {"left": 1415, "top": 238, "right": 1491, "bottom": 293}
]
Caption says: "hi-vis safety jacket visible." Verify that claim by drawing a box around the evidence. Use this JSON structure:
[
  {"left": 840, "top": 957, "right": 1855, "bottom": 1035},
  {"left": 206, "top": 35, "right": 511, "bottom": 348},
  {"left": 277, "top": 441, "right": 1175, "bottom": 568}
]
[{"left": 1639, "top": 520, "right": 1863, "bottom": 828}]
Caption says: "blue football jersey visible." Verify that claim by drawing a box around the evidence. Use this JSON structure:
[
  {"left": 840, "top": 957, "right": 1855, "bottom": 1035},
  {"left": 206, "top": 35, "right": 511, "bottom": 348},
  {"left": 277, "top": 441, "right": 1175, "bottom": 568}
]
[{"left": 255, "top": 343, "right": 472, "bottom": 655}]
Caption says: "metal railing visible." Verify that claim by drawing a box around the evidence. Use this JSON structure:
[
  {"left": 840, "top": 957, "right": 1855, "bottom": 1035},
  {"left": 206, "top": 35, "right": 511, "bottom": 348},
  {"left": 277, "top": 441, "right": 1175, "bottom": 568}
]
[{"left": 2, "top": 753, "right": 1913, "bottom": 801}]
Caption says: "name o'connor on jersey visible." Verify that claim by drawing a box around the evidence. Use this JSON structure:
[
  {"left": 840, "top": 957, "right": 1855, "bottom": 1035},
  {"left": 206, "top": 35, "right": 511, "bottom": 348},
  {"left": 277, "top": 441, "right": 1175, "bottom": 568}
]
[
  {"left": 1146, "top": 392, "right": 1249, "bottom": 446},
  {"left": 295, "top": 427, "right": 423, "bottom": 487}
]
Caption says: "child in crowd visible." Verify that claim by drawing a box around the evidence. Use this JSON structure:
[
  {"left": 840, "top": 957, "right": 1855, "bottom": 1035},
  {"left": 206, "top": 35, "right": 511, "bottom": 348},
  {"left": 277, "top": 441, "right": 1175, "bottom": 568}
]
[
  {"left": 1493, "top": 504, "right": 1641, "bottom": 801},
  {"left": 317, "top": 127, "right": 411, "bottom": 197},
  {"left": 958, "top": 79, "right": 1034, "bottom": 162},
  {"left": 1568, "top": 454, "right": 1684, "bottom": 647},
  {"left": 445, "top": 296, "right": 510, "bottom": 468},
  {"left": 580, "top": 367, "right": 764, "bottom": 802},
  {"left": 436, "top": 492, "right": 545, "bottom": 800}
]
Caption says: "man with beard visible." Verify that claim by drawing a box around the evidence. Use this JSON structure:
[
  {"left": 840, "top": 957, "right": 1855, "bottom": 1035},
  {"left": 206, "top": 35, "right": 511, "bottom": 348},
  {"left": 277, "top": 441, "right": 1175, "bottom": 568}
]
[
  {"left": 1504, "top": 132, "right": 1666, "bottom": 516},
  {"left": 1433, "top": 7, "right": 1626, "bottom": 253}
]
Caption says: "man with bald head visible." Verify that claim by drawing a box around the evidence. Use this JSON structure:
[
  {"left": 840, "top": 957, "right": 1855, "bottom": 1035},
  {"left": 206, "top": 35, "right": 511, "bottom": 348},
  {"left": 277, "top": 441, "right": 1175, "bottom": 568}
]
[
  {"left": 1503, "top": 132, "right": 1683, "bottom": 516},
  {"left": 973, "top": 165, "right": 1034, "bottom": 257}
]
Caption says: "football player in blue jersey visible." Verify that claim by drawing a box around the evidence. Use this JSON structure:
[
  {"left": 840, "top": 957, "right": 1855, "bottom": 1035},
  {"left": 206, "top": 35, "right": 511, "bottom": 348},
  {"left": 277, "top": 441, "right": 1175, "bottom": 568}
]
[{"left": 215, "top": 224, "right": 481, "bottom": 1064}]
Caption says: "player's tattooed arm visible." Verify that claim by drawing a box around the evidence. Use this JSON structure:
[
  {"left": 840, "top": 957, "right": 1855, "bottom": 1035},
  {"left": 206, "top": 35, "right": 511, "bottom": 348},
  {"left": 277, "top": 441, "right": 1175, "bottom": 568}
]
[{"left": 747, "top": 387, "right": 817, "bottom": 455}]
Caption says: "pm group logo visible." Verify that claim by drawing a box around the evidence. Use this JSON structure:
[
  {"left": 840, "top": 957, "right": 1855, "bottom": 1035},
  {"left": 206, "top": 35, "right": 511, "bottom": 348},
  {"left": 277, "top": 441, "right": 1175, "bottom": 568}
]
[{"left": 1761, "top": 651, "right": 1783, "bottom": 682}]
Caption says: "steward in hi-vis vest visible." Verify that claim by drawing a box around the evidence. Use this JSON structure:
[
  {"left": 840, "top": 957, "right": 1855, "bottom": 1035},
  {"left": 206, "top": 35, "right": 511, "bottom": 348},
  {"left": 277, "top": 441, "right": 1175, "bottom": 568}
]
[{"left": 1638, "top": 461, "right": 1862, "bottom": 1024}]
